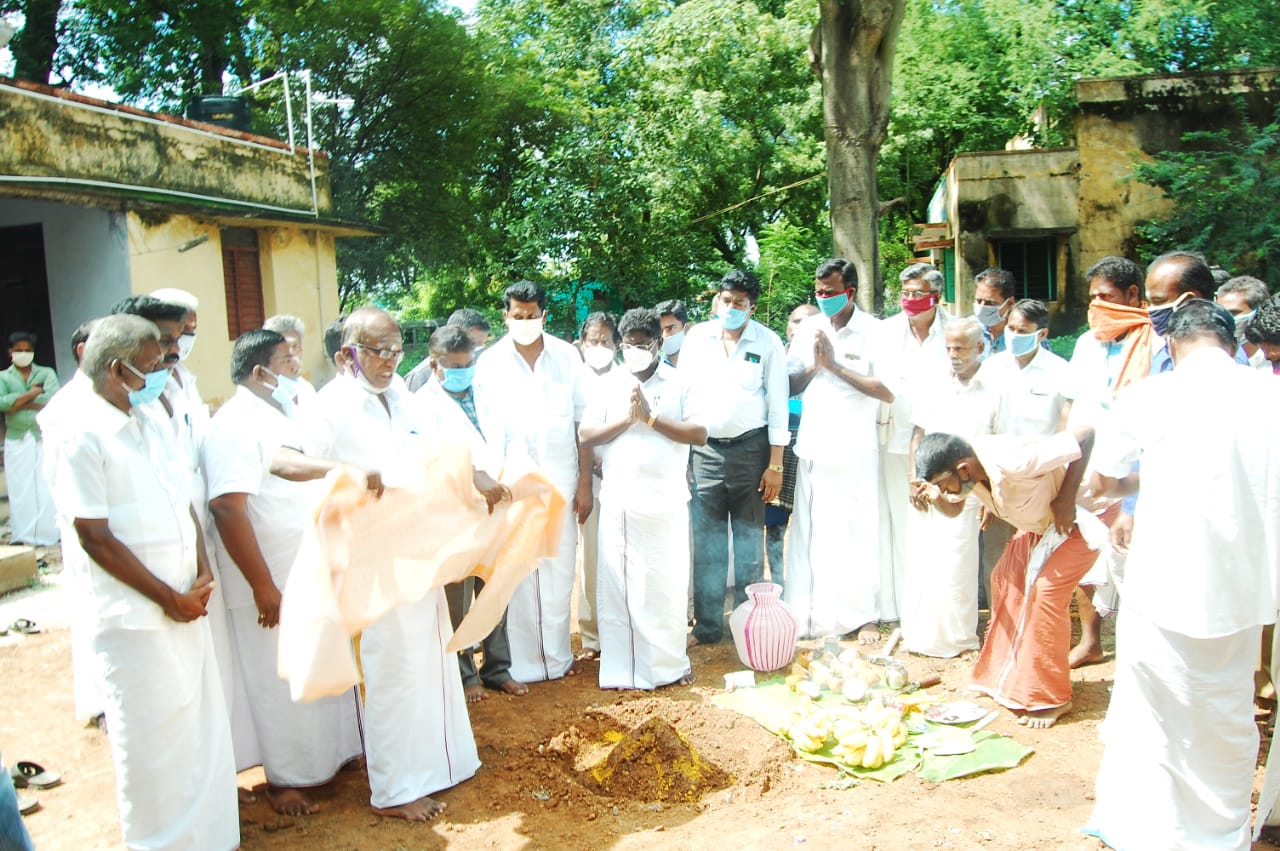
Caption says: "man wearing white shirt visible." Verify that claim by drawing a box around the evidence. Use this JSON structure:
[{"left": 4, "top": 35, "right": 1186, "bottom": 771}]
[
  {"left": 263, "top": 314, "right": 320, "bottom": 405},
  {"left": 204, "top": 329, "right": 363, "bottom": 817},
  {"left": 903, "top": 318, "right": 999, "bottom": 657},
  {"left": 976, "top": 299, "right": 1074, "bottom": 615},
  {"left": 580, "top": 308, "right": 706, "bottom": 689},
  {"left": 420, "top": 324, "right": 527, "bottom": 701},
  {"left": 972, "top": 267, "right": 1017, "bottom": 356},
  {"left": 291, "top": 306, "right": 482, "bottom": 822},
  {"left": 784, "top": 259, "right": 891, "bottom": 643},
  {"left": 1084, "top": 300, "right": 1280, "bottom": 850},
  {"left": 874, "top": 263, "right": 952, "bottom": 624},
  {"left": 678, "top": 270, "right": 788, "bottom": 647},
  {"left": 50, "top": 313, "right": 237, "bottom": 850},
  {"left": 473, "top": 281, "right": 594, "bottom": 682}
]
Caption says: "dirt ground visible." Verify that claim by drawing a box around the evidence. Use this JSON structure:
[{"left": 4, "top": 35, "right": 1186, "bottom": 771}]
[{"left": 4, "top": 545, "right": 1280, "bottom": 850}]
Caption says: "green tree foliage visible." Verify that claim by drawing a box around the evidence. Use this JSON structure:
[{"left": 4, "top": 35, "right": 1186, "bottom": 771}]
[{"left": 1132, "top": 105, "right": 1280, "bottom": 281}]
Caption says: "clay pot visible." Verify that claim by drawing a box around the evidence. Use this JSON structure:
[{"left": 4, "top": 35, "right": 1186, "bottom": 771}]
[{"left": 729, "top": 582, "right": 797, "bottom": 672}]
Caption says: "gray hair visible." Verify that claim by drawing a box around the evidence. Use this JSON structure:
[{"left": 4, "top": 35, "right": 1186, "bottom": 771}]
[
  {"left": 899, "top": 262, "right": 944, "bottom": 291},
  {"left": 81, "top": 314, "right": 159, "bottom": 381},
  {"left": 1217, "top": 276, "right": 1271, "bottom": 310},
  {"left": 264, "top": 314, "right": 307, "bottom": 337},
  {"left": 946, "top": 316, "right": 985, "bottom": 347}
]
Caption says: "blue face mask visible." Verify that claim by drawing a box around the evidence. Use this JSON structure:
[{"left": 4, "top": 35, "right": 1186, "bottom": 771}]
[
  {"left": 719, "top": 308, "right": 749, "bottom": 332},
  {"left": 121, "top": 360, "right": 169, "bottom": 407},
  {"left": 262, "top": 368, "right": 299, "bottom": 417},
  {"left": 816, "top": 290, "right": 850, "bottom": 318},
  {"left": 1004, "top": 330, "right": 1041, "bottom": 357},
  {"left": 440, "top": 365, "right": 475, "bottom": 393}
]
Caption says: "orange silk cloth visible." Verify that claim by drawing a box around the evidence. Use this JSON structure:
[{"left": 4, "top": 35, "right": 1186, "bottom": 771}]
[
  {"left": 1085, "top": 301, "right": 1154, "bottom": 398},
  {"left": 277, "top": 443, "right": 566, "bottom": 702}
]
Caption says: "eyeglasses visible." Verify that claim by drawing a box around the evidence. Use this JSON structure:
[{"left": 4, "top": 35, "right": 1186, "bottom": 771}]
[
  {"left": 353, "top": 343, "right": 405, "bottom": 362},
  {"left": 902, "top": 288, "right": 933, "bottom": 297}
]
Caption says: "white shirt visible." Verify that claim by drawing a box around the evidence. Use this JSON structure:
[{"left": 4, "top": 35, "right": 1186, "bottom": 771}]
[
  {"left": 1066, "top": 330, "right": 1127, "bottom": 429},
  {"left": 977, "top": 348, "right": 1073, "bottom": 436},
  {"left": 677, "top": 318, "right": 789, "bottom": 445},
  {"left": 203, "top": 386, "right": 319, "bottom": 609},
  {"left": 910, "top": 371, "right": 1000, "bottom": 442},
  {"left": 787, "top": 309, "right": 882, "bottom": 459},
  {"left": 51, "top": 389, "right": 199, "bottom": 630},
  {"left": 874, "top": 309, "right": 952, "bottom": 453},
  {"left": 1091, "top": 346, "right": 1280, "bottom": 638},
  {"left": 417, "top": 379, "right": 499, "bottom": 476},
  {"left": 582, "top": 364, "right": 693, "bottom": 508},
  {"left": 300, "top": 374, "right": 436, "bottom": 488},
  {"left": 472, "top": 332, "right": 586, "bottom": 483}
]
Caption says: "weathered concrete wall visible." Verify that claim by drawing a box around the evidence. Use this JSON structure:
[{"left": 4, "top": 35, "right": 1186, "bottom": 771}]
[
  {"left": 259, "top": 227, "right": 343, "bottom": 388},
  {"left": 0, "top": 81, "right": 331, "bottom": 215},
  {"left": 946, "top": 148, "right": 1080, "bottom": 317},
  {"left": 1075, "top": 67, "right": 1280, "bottom": 276},
  {"left": 0, "top": 198, "right": 131, "bottom": 380},
  {"left": 126, "top": 213, "right": 342, "bottom": 406}
]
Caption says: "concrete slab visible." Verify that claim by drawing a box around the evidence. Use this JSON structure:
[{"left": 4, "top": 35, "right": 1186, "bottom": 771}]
[{"left": 0, "top": 544, "right": 37, "bottom": 595}]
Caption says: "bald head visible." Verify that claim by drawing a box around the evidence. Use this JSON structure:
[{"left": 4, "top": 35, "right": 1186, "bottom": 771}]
[
  {"left": 1146, "top": 251, "right": 1216, "bottom": 307},
  {"left": 340, "top": 306, "right": 403, "bottom": 392}
]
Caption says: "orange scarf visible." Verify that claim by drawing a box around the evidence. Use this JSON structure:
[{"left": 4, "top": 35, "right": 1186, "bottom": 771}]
[{"left": 1087, "top": 300, "right": 1154, "bottom": 398}]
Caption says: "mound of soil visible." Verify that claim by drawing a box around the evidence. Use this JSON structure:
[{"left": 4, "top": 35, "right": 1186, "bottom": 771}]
[{"left": 569, "top": 716, "right": 733, "bottom": 803}]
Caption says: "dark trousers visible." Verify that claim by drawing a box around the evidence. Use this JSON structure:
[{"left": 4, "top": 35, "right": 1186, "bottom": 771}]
[
  {"left": 689, "top": 428, "right": 769, "bottom": 644},
  {"left": 445, "top": 577, "right": 515, "bottom": 688}
]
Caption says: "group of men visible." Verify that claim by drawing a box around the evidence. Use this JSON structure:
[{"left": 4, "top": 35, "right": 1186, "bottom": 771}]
[{"left": 4, "top": 243, "right": 1280, "bottom": 849}]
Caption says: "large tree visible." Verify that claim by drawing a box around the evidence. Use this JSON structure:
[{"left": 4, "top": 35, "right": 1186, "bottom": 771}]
[{"left": 810, "top": 0, "right": 905, "bottom": 312}]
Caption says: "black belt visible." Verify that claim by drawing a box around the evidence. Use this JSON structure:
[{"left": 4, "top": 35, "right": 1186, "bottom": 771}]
[{"left": 707, "top": 426, "right": 766, "bottom": 447}]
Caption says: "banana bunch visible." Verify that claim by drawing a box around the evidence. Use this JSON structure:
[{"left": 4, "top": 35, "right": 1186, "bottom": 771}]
[
  {"left": 787, "top": 710, "right": 833, "bottom": 753},
  {"left": 829, "top": 700, "right": 910, "bottom": 769}
]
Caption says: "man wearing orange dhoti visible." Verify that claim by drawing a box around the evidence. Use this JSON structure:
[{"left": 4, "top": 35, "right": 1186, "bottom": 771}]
[{"left": 912, "top": 426, "right": 1098, "bottom": 728}]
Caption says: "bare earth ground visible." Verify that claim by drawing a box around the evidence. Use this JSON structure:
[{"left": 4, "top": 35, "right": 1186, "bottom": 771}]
[{"left": 3, "top": 545, "right": 1280, "bottom": 850}]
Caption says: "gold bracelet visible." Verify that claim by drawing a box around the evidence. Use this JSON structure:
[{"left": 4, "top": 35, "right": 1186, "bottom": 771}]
[
  {"left": 647, "top": 413, "right": 657, "bottom": 427},
  {"left": 768, "top": 463, "right": 783, "bottom": 473}
]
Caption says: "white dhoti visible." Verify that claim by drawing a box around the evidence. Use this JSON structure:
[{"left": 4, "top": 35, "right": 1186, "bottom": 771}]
[
  {"left": 4, "top": 434, "right": 58, "bottom": 546},
  {"left": 877, "top": 450, "right": 909, "bottom": 622},
  {"left": 784, "top": 455, "right": 881, "bottom": 639},
  {"left": 507, "top": 475, "right": 577, "bottom": 683},
  {"left": 1084, "top": 609, "right": 1258, "bottom": 851},
  {"left": 596, "top": 495, "right": 692, "bottom": 690},
  {"left": 576, "top": 473, "right": 602, "bottom": 653},
  {"left": 58, "top": 521, "right": 105, "bottom": 722},
  {"left": 227, "top": 606, "right": 363, "bottom": 787},
  {"left": 93, "top": 619, "right": 238, "bottom": 851},
  {"left": 901, "top": 496, "right": 980, "bottom": 657},
  {"left": 361, "top": 588, "right": 479, "bottom": 809}
]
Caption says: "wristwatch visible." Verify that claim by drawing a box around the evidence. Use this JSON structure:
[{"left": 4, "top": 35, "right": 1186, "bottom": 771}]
[
  {"left": 767, "top": 463, "right": 784, "bottom": 473},
  {"left": 647, "top": 413, "right": 657, "bottom": 427}
]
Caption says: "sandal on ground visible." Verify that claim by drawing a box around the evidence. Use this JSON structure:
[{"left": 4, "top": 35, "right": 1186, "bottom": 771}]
[
  {"left": 9, "top": 619, "right": 40, "bottom": 635},
  {"left": 17, "top": 794, "right": 38, "bottom": 815},
  {"left": 12, "top": 762, "right": 61, "bottom": 790}
]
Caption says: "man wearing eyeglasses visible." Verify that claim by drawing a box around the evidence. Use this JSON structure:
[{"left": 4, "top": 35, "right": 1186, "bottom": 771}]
[{"left": 291, "top": 306, "right": 480, "bottom": 822}]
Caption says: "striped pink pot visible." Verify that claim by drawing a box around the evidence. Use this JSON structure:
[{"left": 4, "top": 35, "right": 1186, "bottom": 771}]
[{"left": 729, "top": 582, "right": 797, "bottom": 672}]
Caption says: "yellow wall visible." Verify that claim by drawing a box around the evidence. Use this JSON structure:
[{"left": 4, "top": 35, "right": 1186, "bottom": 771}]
[{"left": 126, "top": 211, "right": 342, "bottom": 407}]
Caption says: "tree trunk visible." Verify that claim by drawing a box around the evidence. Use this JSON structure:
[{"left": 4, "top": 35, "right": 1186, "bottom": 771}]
[
  {"left": 11, "top": 0, "right": 61, "bottom": 85},
  {"left": 811, "top": 0, "right": 905, "bottom": 313}
]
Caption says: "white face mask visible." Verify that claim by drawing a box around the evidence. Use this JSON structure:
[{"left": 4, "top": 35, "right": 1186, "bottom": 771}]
[
  {"left": 10, "top": 351, "right": 34, "bottom": 368},
  {"left": 508, "top": 317, "right": 543, "bottom": 346},
  {"left": 177, "top": 333, "right": 196, "bottom": 361},
  {"left": 582, "top": 345, "right": 615, "bottom": 370},
  {"left": 621, "top": 344, "right": 657, "bottom": 374}
]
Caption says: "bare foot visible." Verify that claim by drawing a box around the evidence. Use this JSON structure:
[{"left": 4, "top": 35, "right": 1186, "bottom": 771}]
[
  {"left": 1068, "top": 642, "right": 1105, "bottom": 668},
  {"left": 1017, "top": 701, "right": 1073, "bottom": 729},
  {"left": 238, "top": 787, "right": 258, "bottom": 805},
  {"left": 372, "top": 794, "right": 447, "bottom": 822},
  {"left": 267, "top": 786, "right": 318, "bottom": 817},
  {"left": 575, "top": 648, "right": 600, "bottom": 662},
  {"left": 678, "top": 671, "right": 696, "bottom": 686},
  {"left": 496, "top": 678, "right": 529, "bottom": 696},
  {"left": 686, "top": 634, "right": 702, "bottom": 649},
  {"left": 464, "top": 683, "right": 489, "bottom": 703},
  {"left": 857, "top": 623, "right": 880, "bottom": 646}
]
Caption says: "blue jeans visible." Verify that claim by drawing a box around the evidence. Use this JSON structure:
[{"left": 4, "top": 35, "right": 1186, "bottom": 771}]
[{"left": 0, "top": 759, "right": 34, "bottom": 851}]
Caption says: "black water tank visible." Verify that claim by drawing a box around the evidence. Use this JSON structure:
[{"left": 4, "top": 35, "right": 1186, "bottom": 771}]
[{"left": 185, "top": 96, "right": 252, "bottom": 132}]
